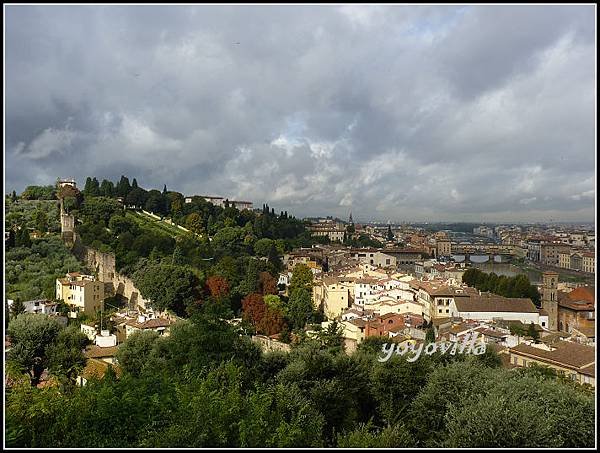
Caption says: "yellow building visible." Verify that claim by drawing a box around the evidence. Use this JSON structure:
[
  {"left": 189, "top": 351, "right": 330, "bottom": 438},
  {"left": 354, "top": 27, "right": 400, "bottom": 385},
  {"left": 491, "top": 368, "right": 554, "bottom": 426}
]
[
  {"left": 313, "top": 277, "right": 354, "bottom": 319},
  {"left": 56, "top": 272, "right": 104, "bottom": 318},
  {"left": 509, "top": 341, "right": 595, "bottom": 387},
  {"left": 582, "top": 252, "right": 595, "bottom": 274}
]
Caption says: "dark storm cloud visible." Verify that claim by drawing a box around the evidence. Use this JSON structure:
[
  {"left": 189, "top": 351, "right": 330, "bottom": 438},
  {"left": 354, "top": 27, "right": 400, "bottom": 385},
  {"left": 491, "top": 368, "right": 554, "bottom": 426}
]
[{"left": 5, "top": 4, "right": 595, "bottom": 222}]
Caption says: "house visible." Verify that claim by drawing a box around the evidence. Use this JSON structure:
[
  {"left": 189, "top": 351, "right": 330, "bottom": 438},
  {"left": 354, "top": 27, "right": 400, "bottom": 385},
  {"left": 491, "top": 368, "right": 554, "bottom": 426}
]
[
  {"left": 313, "top": 276, "right": 353, "bottom": 319},
  {"left": 508, "top": 341, "right": 595, "bottom": 387},
  {"left": 349, "top": 249, "right": 397, "bottom": 268},
  {"left": 84, "top": 344, "right": 120, "bottom": 364},
  {"left": 115, "top": 313, "right": 174, "bottom": 342},
  {"left": 365, "top": 313, "right": 405, "bottom": 337},
  {"left": 581, "top": 252, "right": 595, "bottom": 274},
  {"left": 6, "top": 299, "right": 58, "bottom": 316},
  {"left": 450, "top": 294, "right": 543, "bottom": 326},
  {"left": 413, "top": 280, "right": 474, "bottom": 321},
  {"left": 56, "top": 272, "right": 104, "bottom": 318},
  {"left": 557, "top": 286, "right": 595, "bottom": 333}
]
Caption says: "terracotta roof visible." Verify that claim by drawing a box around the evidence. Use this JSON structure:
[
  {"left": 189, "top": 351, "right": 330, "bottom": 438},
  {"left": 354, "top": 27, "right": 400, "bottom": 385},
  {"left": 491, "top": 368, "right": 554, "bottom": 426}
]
[
  {"left": 455, "top": 295, "right": 537, "bottom": 314},
  {"left": 349, "top": 319, "right": 367, "bottom": 328},
  {"left": 126, "top": 317, "right": 173, "bottom": 329},
  {"left": 84, "top": 345, "right": 119, "bottom": 359},
  {"left": 510, "top": 341, "right": 595, "bottom": 370},
  {"left": 580, "top": 364, "right": 595, "bottom": 377},
  {"left": 81, "top": 358, "right": 122, "bottom": 380},
  {"left": 355, "top": 277, "right": 378, "bottom": 284},
  {"left": 379, "top": 313, "right": 402, "bottom": 320},
  {"left": 560, "top": 286, "right": 595, "bottom": 304},
  {"left": 572, "top": 326, "right": 595, "bottom": 338},
  {"left": 479, "top": 328, "right": 508, "bottom": 339}
]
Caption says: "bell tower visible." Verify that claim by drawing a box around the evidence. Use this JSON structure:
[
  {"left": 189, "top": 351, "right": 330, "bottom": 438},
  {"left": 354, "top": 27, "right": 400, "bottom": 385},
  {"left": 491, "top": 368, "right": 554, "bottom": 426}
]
[{"left": 541, "top": 271, "right": 559, "bottom": 331}]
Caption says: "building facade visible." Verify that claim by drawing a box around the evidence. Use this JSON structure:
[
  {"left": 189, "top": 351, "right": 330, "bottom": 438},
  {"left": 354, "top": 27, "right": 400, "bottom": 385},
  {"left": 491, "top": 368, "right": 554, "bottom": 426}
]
[{"left": 56, "top": 272, "right": 104, "bottom": 318}]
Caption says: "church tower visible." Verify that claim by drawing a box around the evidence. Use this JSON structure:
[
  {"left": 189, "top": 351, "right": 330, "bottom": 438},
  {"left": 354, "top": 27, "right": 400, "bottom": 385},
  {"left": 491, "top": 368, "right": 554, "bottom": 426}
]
[
  {"left": 541, "top": 271, "right": 559, "bottom": 331},
  {"left": 349, "top": 211, "right": 353, "bottom": 225}
]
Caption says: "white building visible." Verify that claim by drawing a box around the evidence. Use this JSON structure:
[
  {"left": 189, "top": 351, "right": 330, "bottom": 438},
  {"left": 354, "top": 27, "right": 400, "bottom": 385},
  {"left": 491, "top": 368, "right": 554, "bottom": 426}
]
[
  {"left": 450, "top": 295, "right": 544, "bottom": 326},
  {"left": 6, "top": 299, "right": 58, "bottom": 317}
]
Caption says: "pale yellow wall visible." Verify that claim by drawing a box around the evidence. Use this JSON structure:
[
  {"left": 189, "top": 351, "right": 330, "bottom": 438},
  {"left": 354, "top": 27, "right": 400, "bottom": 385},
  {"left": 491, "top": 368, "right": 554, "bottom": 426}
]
[
  {"left": 56, "top": 277, "right": 104, "bottom": 317},
  {"left": 341, "top": 320, "right": 365, "bottom": 343},
  {"left": 509, "top": 352, "right": 595, "bottom": 387},
  {"left": 324, "top": 285, "right": 351, "bottom": 319},
  {"left": 582, "top": 256, "right": 595, "bottom": 273}
]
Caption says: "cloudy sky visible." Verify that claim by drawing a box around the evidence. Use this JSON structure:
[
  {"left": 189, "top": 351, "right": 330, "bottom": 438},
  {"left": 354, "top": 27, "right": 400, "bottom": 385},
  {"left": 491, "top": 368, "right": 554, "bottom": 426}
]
[{"left": 5, "top": 5, "right": 596, "bottom": 223}]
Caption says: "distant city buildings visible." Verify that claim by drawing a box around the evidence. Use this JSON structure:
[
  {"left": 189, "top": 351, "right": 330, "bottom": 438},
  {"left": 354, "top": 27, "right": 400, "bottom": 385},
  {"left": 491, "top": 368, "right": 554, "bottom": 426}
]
[{"left": 307, "top": 219, "right": 346, "bottom": 242}]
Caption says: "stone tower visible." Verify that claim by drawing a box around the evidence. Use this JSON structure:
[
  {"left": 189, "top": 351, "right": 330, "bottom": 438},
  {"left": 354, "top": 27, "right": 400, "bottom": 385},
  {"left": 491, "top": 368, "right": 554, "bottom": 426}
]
[
  {"left": 57, "top": 179, "right": 78, "bottom": 246},
  {"left": 541, "top": 271, "right": 559, "bottom": 331}
]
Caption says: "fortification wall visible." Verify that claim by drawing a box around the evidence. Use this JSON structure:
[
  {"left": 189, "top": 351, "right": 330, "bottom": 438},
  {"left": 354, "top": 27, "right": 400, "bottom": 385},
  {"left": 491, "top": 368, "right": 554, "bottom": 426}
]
[
  {"left": 251, "top": 335, "right": 292, "bottom": 353},
  {"left": 70, "top": 233, "right": 149, "bottom": 311}
]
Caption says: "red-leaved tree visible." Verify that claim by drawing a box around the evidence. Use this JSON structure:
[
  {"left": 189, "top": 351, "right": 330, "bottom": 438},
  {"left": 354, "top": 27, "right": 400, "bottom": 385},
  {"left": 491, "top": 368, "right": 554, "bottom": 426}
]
[
  {"left": 257, "top": 306, "right": 287, "bottom": 336},
  {"left": 258, "top": 271, "right": 277, "bottom": 296},
  {"left": 206, "top": 275, "right": 230, "bottom": 299},
  {"left": 241, "top": 293, "right": 266, "bottom": 326}
]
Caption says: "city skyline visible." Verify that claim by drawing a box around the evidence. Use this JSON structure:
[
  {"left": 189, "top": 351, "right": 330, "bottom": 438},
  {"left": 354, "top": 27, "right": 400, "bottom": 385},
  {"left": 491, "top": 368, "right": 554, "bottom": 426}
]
[{"left": 5, "top": 5, "right": 596, "bottom": 223}]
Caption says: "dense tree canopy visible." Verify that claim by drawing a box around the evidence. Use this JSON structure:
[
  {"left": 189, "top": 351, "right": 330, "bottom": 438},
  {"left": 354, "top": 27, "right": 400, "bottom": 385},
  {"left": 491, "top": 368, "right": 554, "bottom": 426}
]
[
  {"left": 462, "top": 268, "right": 541, "bottom": 306},
  {"left": 132, "top": 260, "right": 201, "bottom": 316}
]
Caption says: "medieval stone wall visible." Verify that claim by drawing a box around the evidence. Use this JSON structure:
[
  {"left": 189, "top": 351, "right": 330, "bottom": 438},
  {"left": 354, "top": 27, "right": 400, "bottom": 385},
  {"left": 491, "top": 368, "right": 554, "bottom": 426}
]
[{"left": 70, "top": 232, "right": 149, "bottom": 311}]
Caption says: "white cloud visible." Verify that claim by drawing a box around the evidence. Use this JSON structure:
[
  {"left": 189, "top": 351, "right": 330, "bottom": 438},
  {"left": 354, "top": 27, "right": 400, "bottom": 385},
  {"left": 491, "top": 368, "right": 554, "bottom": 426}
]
[{"left": 23, "top": 125, "right": 76, "bottom": 159}]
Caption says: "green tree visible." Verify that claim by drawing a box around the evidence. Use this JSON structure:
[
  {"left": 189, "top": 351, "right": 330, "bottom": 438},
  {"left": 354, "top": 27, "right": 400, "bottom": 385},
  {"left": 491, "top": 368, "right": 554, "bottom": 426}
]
[
  {"left": 125, "top": 187, "right": 148, "bottom": 209},
  {"left": 7, "top": 229, "right": 16, "bottom": 249},
  {"left": 34, "top": 208, "right": 48, "bottom": 233},
  {"left": 443, "top": 373, "right": 594, "bottom": 447},
  {"left": 99, "top": 179, "right": 115, "bottom": 197},
  {"left": 316, "top": 320, "right": 345, "bottom": 352},
  {"left": 11, "top": 190, "right": 18, "bottom": 202},
  {"left": 286, "top": 288, "right": 314, "bottom": 331},
  {"left": 16, "top": 228, "right": 32, "bottom": 248},
  {"left": 171, "top": 245, "right": 185, "bottom": 266},
  {"left": 425, "top": 326, "right": 436, "bottom": 343},
  {"left": 132, "top": 262, "right": 200, "bottom": 315},
  {"left": 144, "top": 190, "right": 167, "bottom": 215},
  {"left": 7, "top": 313, "right": 62, "bottom": 386},
  {"left": 185, "top": 212, "right": 204, "bottom": 235},
  {"left": 46, "top": 325, "right": 89, "bottom": 388},
  {"left": 527, "top": 322, "right": 540, "bottom": 342},
  {"left": 337, "top": 422, "right": 413, "bottom": 447},
  {"left": 387, "top": 225, "right": 394, "bottom": 241},
  {"left": 289, "top": 263, "right": 313, "bottom": 294},
  {"left": 254, "top": 238, "right": 274, "bottom": 256},
  {"left": 115, "top": 330, "right": 161, "bottom": 377},
  {"left": 9, "top": 300, "right": 26, "bottom": 320},
  {"left": 115, "top": 175, "right": 132, "bottom": 198}
]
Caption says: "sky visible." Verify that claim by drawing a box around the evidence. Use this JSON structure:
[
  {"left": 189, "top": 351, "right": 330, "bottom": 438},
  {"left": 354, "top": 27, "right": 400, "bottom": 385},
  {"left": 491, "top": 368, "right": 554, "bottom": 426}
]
[{"left": 4, "top": 4, "right": 596, "bottom": 223}]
